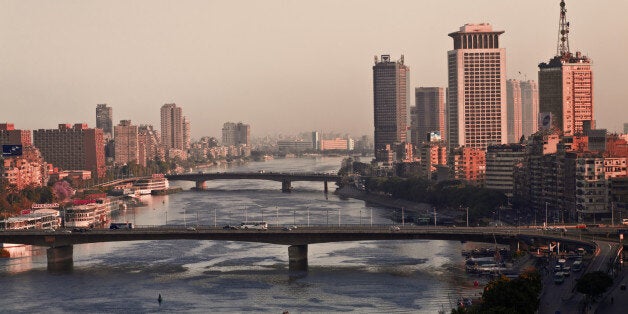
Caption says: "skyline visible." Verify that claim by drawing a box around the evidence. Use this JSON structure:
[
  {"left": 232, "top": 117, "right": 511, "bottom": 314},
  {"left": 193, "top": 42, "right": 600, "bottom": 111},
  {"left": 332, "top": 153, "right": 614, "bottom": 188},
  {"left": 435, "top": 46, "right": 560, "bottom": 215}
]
[{"left": 1, "top": 0, "right": 626, "bottom": 139}]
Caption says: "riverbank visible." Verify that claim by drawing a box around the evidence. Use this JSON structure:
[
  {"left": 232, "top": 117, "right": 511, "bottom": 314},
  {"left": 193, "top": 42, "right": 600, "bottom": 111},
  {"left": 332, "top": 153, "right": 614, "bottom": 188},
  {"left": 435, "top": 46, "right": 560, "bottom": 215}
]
[{"left": 335, "top": 185, "right": 431, "bottom": 215}]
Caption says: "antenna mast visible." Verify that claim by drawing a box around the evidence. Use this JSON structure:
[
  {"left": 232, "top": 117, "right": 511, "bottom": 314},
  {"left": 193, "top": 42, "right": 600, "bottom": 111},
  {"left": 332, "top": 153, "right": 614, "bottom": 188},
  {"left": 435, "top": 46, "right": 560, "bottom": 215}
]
[{"left": 557, "top": 0, "right": 571, "bottom": 57}]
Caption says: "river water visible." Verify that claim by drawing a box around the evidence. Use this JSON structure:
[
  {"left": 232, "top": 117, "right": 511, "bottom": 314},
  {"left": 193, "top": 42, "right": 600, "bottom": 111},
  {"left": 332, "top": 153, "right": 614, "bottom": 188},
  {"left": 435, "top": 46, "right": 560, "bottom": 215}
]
[{"left": 0, "top": 157, "right": 486, "bottom": 313}]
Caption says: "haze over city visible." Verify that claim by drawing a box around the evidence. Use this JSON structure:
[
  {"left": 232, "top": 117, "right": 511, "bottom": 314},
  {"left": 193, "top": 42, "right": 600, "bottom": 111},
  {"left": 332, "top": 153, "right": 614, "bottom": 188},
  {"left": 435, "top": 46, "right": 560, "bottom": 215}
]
[{"left": 1, "top": 0, "right": 626, "bottom": 138}]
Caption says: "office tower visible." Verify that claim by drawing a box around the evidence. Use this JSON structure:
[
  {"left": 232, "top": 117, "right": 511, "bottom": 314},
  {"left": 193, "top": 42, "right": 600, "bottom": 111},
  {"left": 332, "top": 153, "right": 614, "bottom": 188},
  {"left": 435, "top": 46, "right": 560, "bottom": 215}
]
[
  {"left": 0, "top": 123, "right": 31, "bottom": 147},
  {"left": 96, "top": 104, "right": 113, "bottom": 141},
  {"left": 221, "top": 122, "right": 250, "bottom": 147},
  {"left": 447, "top": 23, "right": 507, "bottom": 150},
  {"left": 538, "top": 0, "right": 593, "bottom": 136},
  {"left": 33, "top": 123, "right": 106, "bottom": 178},
  {"left": 183, "top": 116, "right": 191, "bottom": 150},
  {"left": 311, "top": 131, "right": 320, "bottom": 150},
  {"left": 373, "top": 54, "right": 409, "bottom": 162},
  {"left": 114, "top": 120, "right": 139, "bottom": 165},
  {"left": 506, "top": 80, "right": 523, "bottom": 143},
  {"left": 623, "top": 123, "right": 627, "bottom": 134},
  {"left": 160, "top": 103, "right": 184, "bottom": 150},
  {"left": 414, "top": 87, "right": 445, "bottom": 145},
  {"left": 521, "top": 80, "right": 539, "bottom": 137}
]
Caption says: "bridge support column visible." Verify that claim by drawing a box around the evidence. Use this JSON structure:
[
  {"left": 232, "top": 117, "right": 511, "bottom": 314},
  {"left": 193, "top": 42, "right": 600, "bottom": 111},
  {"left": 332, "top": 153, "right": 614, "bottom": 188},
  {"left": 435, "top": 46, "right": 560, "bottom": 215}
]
[
  {"left": 195, "top": 180, "right": 206, "bottom": 190},
  {"left": 47, "top": 245, "right": 73, "bottom": 272},
  {"left": 324, "top": 181, "right": 328, "bottom": 194},
  {"left": 288, "top": 244, "right": 308, "bottom": 271},
  {"left": 282, "top": 179, "right": 292, "bottom": 193}
]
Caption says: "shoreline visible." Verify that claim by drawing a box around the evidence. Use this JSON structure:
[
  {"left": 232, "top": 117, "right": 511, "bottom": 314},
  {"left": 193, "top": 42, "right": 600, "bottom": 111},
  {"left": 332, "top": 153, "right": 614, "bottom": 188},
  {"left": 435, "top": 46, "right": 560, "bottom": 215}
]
[{"left": 335, "top": 185, "right": 432, "bottom": 215}]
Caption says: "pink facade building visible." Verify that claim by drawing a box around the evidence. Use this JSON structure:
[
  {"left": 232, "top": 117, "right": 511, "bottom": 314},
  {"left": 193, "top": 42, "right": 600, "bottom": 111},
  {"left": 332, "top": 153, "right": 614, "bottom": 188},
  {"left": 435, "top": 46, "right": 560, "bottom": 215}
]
[{"left": 447, "top": 23, "right": 507, "bottom": 151}]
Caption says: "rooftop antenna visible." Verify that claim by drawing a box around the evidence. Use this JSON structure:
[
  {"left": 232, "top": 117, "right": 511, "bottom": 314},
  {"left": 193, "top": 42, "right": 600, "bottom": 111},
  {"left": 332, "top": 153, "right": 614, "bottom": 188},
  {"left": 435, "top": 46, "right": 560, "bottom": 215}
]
[{"left": 557, "top": 0, "right": 571, "bottom": 58}]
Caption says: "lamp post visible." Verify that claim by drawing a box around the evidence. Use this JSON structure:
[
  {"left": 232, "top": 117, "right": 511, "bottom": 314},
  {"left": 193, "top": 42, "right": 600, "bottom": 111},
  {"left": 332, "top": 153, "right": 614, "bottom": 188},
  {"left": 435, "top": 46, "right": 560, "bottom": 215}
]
[
  {"left": 214, "top": 208, "right": 217, "bottom": 228},
  {"left": 401, "top": 207, "right": 405, "bottom": 226},
  {"left": 293, "top": 210, "right": 296, "bottom": 225},
  {"left": 545, "top": 202, "right": 548, "bottom": 227},
  {"left": 466, "top": 207, "right": 469, "bottom": 228},
  {"left": 360, "top": 210, "right": 362, "bottom": 226},
  {"left": 276, "top": 206, "right": 279, "bottom": 227},
  {"left": 370, "top": 208, "right": 373, "bottom": 227},
  {"left": 307, "top": 207, "right": 310, "bottom": 227}
]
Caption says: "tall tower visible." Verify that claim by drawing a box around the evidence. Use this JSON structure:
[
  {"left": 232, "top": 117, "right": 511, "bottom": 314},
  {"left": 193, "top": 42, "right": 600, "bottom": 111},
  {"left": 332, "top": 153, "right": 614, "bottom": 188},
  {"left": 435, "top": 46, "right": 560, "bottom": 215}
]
[
  {"left": 96, "top": 104, "right": 113, "bottom": 141},
  {"left": 520, "top": 80, "right": 539, "bottom": 137},
  {"left": 506, "top": 79, "right": 523, "bottom": 143},
  {"left": 414, "top": 87, "right": 445, "bottom": 145},
  {"left": 447, "top": 23, "right": 507, "bottom": 151},
  {"left": 182, "top": 116, "right": 191, "bottom": 150},
  {"left": 538, "top": 0, "right": 593, "bottom": 136},
  {"left": 114, "top": 120, "right": 139, "bottom": 165},
  {"left": 160, "top": 103, "right": 184, "bottom": 150},
  {"left": 373, "top": 54, "right": 409, "bottom": 162}
]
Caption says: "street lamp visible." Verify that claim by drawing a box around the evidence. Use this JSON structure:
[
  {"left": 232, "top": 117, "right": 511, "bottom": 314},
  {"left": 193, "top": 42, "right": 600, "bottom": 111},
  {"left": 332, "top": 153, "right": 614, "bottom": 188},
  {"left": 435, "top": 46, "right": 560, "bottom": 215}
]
[
  {"left": 466, "top": 207, "right": 469, "bottom": 228},
  {"left": 307, "top": 207, "right": 310, "bottom": 227},
  {"left": 360, "top": 210, "right": 362, "bottom": 226},
  {"left": 545, "top": 202, "right": 548, "bottom": 227}
]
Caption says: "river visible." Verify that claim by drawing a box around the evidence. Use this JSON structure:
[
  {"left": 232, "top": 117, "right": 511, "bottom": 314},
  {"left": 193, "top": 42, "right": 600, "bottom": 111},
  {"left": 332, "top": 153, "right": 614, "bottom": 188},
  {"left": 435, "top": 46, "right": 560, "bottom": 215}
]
[{"left": 0, "top": 156, "right": 486, "bottom": 313}]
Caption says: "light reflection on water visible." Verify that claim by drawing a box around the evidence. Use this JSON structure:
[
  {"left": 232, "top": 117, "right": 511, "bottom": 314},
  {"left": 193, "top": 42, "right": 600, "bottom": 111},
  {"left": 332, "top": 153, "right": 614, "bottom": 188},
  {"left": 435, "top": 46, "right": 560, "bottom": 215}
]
[{"left": 0, "top": 157, "right": 486, "bottom": 313}]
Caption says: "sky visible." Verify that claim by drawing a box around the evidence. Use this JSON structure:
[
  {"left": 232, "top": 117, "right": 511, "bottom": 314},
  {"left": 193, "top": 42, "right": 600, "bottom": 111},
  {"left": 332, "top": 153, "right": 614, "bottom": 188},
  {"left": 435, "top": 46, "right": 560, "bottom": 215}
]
[{"left": 1, "top": 0, "right": 626, "bottom": 139}]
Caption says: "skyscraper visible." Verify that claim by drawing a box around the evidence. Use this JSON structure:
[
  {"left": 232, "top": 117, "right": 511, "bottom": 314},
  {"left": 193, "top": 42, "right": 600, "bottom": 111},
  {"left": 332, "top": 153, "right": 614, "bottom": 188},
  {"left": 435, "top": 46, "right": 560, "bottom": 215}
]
[
  {"left": 447, "top": 23, "right": 507, "bottom": 151},
  {"left": 538, "top": 0, "right": 593, "bottom": 136},
  {"left": 96, "top": 104, "right": 113, "bottom": 141},
  {"left": 160, "top": 103, "right": 184, "bottom": 151},
  {"left": 373, "top": 54, "right": 409, "bottom": 162},
  {"left": 520, "top": 80, "right": 539, "bottom": 138},
  {"left": 183, "top": 116, "right": 191, "bottom": 150},
  {"left": 114, "top": 120, "right": 139, "bottom": 165},
  {"left": 506, "top": 79, "right": 523, "bottom": 143},
  {"left": 414, "top": 87, "right": 445, "bottom": 145}
]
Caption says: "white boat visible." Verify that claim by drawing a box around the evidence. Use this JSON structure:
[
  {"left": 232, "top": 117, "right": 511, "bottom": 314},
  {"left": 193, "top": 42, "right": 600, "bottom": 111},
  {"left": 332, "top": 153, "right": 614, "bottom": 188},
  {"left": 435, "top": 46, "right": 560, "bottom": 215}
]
[
  {"left": 132, "top": 174, "right": 169, "bottom": 195},
  {"left": 0, "top": 209, "right": 61, "bottom": 230},
  {"left": 64, "top": 198, "right": 117, "bottom": 228}
]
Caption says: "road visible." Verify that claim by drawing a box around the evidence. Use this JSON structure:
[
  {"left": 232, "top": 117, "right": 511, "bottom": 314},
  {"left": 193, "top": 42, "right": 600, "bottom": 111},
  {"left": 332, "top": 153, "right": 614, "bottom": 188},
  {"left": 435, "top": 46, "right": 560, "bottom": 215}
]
[{"left": 539, "top": 240, "right": 619, "bottom": 314}]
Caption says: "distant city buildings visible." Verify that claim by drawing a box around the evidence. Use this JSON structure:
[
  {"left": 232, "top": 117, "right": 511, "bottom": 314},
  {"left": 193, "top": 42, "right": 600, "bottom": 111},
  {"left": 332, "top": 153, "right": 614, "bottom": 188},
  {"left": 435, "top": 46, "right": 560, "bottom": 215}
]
[
  {"left": 0, "top": 123, "right": 31, "bottom": 147},
  {"left": 183, "top": 116, "right": 191, "bottom": 150},
  {"left": 452, "top": 146, "right": 486, "bottom": 184},
  {"left": 485, "top": 144, "right": 525, "bottom": 197},
  {"left": 447, "top": 23, "right": 507, "bottom": 151},
  {"left": 138, "top": 124, "right": 164, "bottom": 167},
  {"left": 624, "top": 123, "right": 628, "bottom": 134},
  {"left": 1, "top": 146, "right": 48, "bottom": 190},
  {"left": 373, "top": 54, "right": 409, "bottom": 162},
  {"left": 114, "top": 120, "right": 139, "bottom": 166},
  {"left": 320, "top": 138, "right": 354, "bottom": 151},
  {"left": 95, "top": 104, "right": 113, "bottom": 141},
  {"left": 413, "top": 87, "right": 445, "bottom": 146},
  {"left": 33, "top": 123, "right": 106, "bottom": 178},
  {"left": 222, "top": 122, "right": 250, "bottom": 147}
]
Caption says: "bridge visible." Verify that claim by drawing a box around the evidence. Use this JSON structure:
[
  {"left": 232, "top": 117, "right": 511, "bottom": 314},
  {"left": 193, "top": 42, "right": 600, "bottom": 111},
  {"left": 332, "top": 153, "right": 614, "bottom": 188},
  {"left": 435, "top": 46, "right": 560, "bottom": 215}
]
[
  {"left": 0, "top": 226, "right": 597, "bottom": 272},
  {"left": 165, "top": 172, "right": 341, "bottom": 192}
]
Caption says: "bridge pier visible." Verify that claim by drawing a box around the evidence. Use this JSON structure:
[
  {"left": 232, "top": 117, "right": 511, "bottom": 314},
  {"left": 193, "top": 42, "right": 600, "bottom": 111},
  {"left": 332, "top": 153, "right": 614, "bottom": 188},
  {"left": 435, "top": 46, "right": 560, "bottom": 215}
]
[
  {"left": 288, "top": 244, "right": 308, "bottom": 271},
  {"left": 47, "top": 245, "right": 73, "bottom": 272},
  {"left": 195, "top": 180, "right": 206, "bottom": 190},
  {"left": 324, "top": 181, "right": 328, "bottom": 194},
  {"left": 281, "top": 179, "right": 292, "bottom": 193}
]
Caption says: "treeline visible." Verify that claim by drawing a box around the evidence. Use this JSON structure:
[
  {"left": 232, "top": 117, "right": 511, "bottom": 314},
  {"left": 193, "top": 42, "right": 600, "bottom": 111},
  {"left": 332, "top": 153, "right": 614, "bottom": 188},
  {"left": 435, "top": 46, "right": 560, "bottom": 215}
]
[
  {"left": 363, "top": 176, "right": 507, "bottom": 221},
  {"left": 0, "top": 179, "right": 56, "bottom": 218}
]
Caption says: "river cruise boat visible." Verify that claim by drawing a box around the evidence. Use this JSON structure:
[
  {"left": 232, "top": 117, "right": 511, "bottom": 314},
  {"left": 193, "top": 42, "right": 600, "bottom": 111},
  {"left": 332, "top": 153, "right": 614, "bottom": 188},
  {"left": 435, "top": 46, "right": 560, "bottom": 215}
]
[
  {"left": 132, "top": 174, "right": 169, "bottom": 195},
  {"left": 64, "top": 198, "right": 118, "bottom": 228},
  {"left": 0, "top": 209, "right": 61, "bottom": 230}
]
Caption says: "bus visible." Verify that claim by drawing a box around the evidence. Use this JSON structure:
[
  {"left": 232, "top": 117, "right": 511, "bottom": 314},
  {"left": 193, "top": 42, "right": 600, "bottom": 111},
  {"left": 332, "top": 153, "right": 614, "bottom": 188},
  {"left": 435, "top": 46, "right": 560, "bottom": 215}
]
[
  {"left": 240, "top": 221, "right": 268, "bottom": 230},
  {"left": 110, "top": 222, "right": 133, "bottom": 229}
]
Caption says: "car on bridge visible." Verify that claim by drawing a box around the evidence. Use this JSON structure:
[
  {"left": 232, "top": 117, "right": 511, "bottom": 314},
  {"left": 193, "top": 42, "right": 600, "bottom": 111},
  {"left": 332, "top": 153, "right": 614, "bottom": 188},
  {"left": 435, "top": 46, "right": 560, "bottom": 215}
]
[{"left": 223, "top": 225, "right": 239, "bottom": 230}]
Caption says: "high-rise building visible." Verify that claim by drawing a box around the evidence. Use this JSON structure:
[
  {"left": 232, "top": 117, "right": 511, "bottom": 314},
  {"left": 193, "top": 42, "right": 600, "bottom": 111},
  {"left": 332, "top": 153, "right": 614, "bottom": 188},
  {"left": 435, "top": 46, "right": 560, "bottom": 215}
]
[
  {"left": 114, "top": 120, "right": 139, "bottom": 166},
  {"left": 485, "top": 144, "right": 525, "bottom": 197},
  {"left": 538, "top": 0, "right": 593, "bottom": 136},
  {"left": 96, "top": 104, "right": 113, "bottom": 141},
  {"left": 138, "top": 124, "right": 164, "bottom": 167},
  {"left": 521, "top": 80, "right": 539, "bottom": 138},
  {"left": 183, "top": 116, "right": 191, "bottom": 150},
  {"left": 0, "top": 123, "right": 31, "bottom": 147},
  {"left": 623, "top": 123, "right": 628, "bottom": 134},
  {"left": 311, "top": 131, "right": 320, "bottom": 150},
  {"left": 33, "top": 123, "right": 106, "bottom": 178},
  {"left": 160, "top": 103, "right": 184, "bottom": 151},
  {"left": 506, "top": 80, "right": 523, "bottom": 143},
  {"left": 221, "top": 122, "right": 250, "bottom": 147},
  {"left": 414, "top": 87, "right": 445, "bottom": 146},
  {"left": 373, "top": 54, "right": 409, "bottom": 162},
  {"left": 447, "top": 23, "right": 507, "bottom": 150}
]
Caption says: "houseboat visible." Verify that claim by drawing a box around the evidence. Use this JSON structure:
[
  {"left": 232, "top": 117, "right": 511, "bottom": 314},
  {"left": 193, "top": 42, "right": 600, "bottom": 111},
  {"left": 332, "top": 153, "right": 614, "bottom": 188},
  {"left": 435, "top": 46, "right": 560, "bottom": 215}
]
[{"left": 132, "top": 174, "right": 169, "bottom": 195}]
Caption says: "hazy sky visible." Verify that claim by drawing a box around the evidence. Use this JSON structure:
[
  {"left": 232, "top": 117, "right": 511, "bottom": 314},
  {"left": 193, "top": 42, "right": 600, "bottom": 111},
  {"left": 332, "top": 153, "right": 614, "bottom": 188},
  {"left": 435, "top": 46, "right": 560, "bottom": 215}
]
[{"left": 1, "top": 0, "right": 626, "bottom": 139}]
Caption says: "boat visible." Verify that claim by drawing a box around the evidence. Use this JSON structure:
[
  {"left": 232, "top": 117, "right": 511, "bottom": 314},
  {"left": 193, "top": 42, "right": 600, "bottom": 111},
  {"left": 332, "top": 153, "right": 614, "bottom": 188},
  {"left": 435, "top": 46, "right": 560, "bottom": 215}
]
[
  {"left": 0, "top": 208, "right": 61, "bottom": 230},
  {"left": 64, "top": 198, "right": 118, "bottom": 228},
  {"left": 132, "top": 174, "right": 169, "bottom": 195}
]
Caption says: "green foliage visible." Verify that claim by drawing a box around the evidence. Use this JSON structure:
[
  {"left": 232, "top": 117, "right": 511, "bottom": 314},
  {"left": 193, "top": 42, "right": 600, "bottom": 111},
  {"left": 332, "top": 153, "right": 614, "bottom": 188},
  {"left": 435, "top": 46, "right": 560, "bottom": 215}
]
[
  {"left": 576, "top": 271, "right": 613, "bottom": 302},
  {"left": 363, "top": 176, "right": 507, "bottom": 223},
  {"left": 479, "top": 268, "right": 542, "bottom": 314}
]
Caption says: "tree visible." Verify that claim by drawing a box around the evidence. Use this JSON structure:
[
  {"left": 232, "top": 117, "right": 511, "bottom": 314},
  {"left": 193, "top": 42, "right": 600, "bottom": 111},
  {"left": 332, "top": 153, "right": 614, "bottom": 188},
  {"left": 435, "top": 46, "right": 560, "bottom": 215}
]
[
  {"left": 479, "top": 268, "right": 542, "bottom": 314},
  {"left": 576, "top": 271, "right": 613, "bottom": 302}
]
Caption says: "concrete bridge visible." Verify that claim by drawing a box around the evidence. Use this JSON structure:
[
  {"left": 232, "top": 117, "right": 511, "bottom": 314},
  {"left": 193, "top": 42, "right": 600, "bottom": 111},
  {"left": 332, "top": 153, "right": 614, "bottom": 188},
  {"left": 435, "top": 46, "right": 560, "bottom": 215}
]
[
  {"left": 0, "top": 226, "right": 596, "bottom": 272},
  {"left": 165, "top": 172, "right": 341, "bottom": 192}
]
